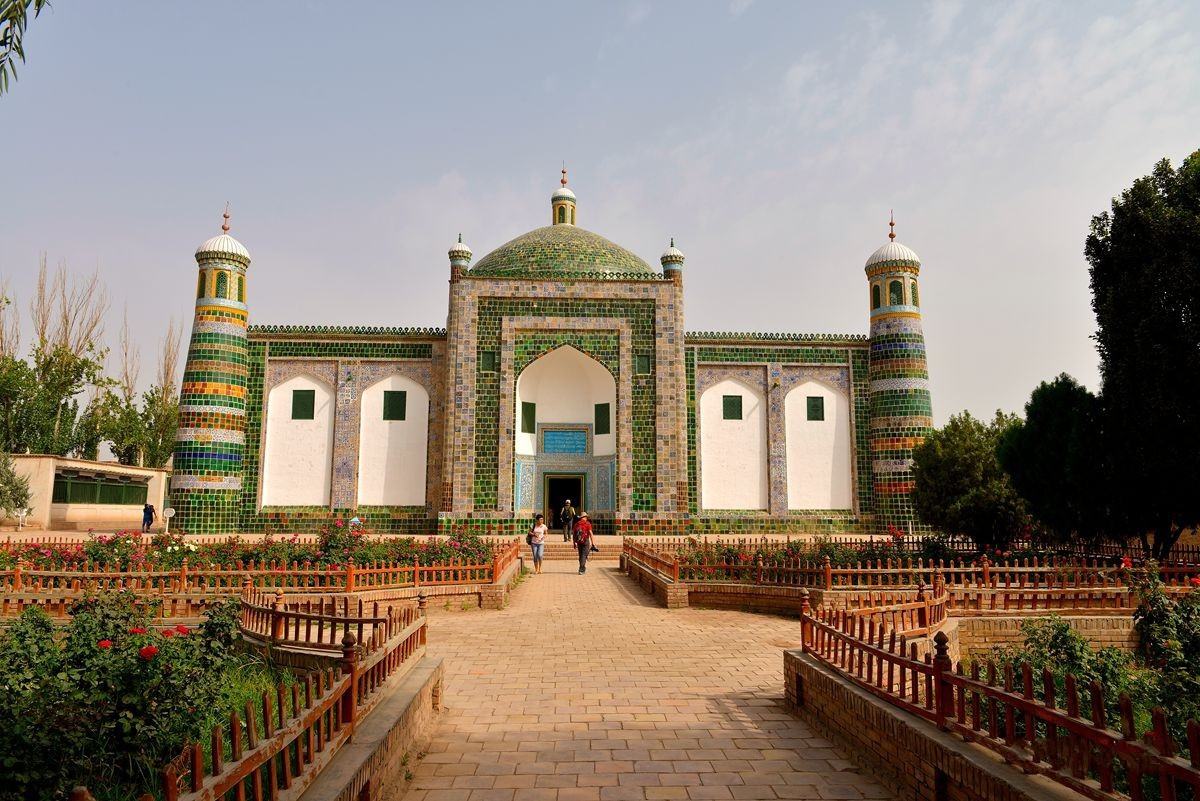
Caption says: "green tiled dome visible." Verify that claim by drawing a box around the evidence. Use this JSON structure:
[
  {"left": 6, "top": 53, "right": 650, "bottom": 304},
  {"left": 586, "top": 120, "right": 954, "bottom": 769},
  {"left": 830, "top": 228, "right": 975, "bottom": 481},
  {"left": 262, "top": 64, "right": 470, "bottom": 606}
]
[{"left": 470, "top": 225, "right": 656, "bottom": 278}]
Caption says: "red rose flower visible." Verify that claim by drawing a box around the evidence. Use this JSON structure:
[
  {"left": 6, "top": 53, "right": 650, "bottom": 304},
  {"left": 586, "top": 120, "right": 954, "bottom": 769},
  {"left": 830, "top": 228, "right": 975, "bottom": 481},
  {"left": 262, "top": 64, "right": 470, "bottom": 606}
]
[
  {"left": 138, "top": 645, "right": 158, "bottom": 661},
  {"left": 161, "top": 629, "right": 175, "bottom": 638},
  {"left": 175, "top": 625, "right": 190, "bottom": 635},
  {"left": 1189, "top": 576, "right": 1200, "bottom": 588},
  {"left": 1121, "top": 556, "right": 1133, "bottom": 569},
  {"left": 97, "top": 639, "right": 113, "bottom": 649},
  {"left": 129, "top": 626, "right": 148, "bottom": 635}
]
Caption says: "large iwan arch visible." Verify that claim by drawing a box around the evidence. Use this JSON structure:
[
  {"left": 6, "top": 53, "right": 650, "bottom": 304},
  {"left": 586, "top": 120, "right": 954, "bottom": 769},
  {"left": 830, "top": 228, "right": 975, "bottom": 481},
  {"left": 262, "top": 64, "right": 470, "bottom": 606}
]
[
  {"left": 357, "top": 375, "right": 430, "bottom": 506},
  {"left": 699, "top": 378, "right": 767, "bottom": 510},
  {"left": 262, "top": 373, "right": 334, "bottom": 506},
  {"left": 514, "top": 345, "right": 616, "bottom": 457},
  {"left": 784, "top": 380, "right": 853, "bottom": 509}
]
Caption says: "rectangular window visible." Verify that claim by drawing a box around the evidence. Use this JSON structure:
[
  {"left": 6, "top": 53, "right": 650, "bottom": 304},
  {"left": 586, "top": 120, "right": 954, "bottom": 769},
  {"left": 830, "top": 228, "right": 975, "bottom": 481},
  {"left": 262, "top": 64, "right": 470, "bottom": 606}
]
[
  {"left": 634, "top": 354, "right": 652, "bottom": 375},
  {"left": 807, "top": 396, "right": 825, "bottom": 421},
  {"left": 722, "top": 395, "right": 743, "bottom": 420},
  {"left": 521, "top": 401, "right": 536, "bottom": 434},
  {"left": 291, "top": 389, "right": 316, "bottom": 420},
  {"left": 594, "top": 403, "right": 611, "bottom": 435},
  {"left": 382, "top": 390, "right": 407, "bottom": 421},
  {"left": 480, "top": 350, "right": 498, "bottom": 372}
]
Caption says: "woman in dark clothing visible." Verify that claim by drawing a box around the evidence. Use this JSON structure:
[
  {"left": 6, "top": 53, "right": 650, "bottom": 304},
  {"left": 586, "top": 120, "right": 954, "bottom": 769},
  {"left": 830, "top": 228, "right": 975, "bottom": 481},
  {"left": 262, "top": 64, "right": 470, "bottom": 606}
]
[
  {"left": 142, "top": 504, "right": 156, "bottom": 533},
  {"left": 572, "top": 511, "right": 593, "bottom": 574}
]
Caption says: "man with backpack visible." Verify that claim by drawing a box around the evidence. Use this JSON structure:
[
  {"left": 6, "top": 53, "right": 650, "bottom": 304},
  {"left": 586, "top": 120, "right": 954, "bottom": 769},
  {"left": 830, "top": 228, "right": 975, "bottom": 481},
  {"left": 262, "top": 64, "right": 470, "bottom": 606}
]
[{"left": 559, "top": 499, "right": 578, "bottom": 542}]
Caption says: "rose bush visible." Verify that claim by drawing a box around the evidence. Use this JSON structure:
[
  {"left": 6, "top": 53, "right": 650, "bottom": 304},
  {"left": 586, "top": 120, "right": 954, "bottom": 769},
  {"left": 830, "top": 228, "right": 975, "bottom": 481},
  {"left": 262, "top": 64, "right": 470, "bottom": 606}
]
[{"left": 0, "top": 591, "right": 285, "bottom": 800}]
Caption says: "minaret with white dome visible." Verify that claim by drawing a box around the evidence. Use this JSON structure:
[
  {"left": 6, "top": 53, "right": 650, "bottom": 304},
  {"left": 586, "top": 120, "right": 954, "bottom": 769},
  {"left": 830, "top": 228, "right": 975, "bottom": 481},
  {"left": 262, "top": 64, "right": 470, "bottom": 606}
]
[
  {"left": 660, "top": 238, "right": 684, "bottom": 282},
  {"left": 170, "top": 207, "right": 252, "bottom": 535},
  {"left": 865, "top": 213, "right": 933, "bottom": 532}
]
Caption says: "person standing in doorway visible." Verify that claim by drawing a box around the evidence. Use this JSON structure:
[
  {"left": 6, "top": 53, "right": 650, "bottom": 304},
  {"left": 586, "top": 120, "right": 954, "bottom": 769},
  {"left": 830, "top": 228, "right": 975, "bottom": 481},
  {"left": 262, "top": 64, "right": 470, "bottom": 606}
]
[
  {"left": 528, "top": 514, "right": 548, "bottom": 574},
  {"left": 572, "top": 511, "right": 593, "bottom": 574},
  {"left": 559, "top": 499, "right": 578, "bottom": 542},
  {"left": 142, "top": 503, "right": 156, "bottom": 533}
]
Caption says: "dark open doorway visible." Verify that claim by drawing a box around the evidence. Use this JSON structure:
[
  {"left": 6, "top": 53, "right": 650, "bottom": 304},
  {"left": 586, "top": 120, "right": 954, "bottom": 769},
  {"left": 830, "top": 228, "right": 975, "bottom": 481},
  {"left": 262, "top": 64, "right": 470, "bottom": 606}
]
[{"left": 546, "top": 474, "right": 585, "bottom": 530}]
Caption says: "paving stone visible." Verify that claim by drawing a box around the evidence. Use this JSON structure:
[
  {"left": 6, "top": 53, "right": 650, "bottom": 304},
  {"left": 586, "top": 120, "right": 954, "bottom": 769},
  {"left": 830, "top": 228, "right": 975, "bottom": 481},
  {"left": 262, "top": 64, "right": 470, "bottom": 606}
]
[{"left": 389, "top": 564, "right": 890, "bottom": 801}]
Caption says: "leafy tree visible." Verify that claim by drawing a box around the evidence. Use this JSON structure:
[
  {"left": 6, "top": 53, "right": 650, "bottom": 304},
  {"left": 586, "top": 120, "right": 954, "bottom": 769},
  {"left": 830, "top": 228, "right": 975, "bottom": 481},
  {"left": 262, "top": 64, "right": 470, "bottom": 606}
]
[
  {"left": 1087, "top": 152, "right": 1200, "bottom": 559},
  {"left": 0, "top": 0, "right": 49, "bottom": 95},
  {"left": 910, "top": 411, "right": 1031, "bottom": 551},
  {"left": 0, "top": 450, "right": 30, "bottom": 518},
  {"left": 998, "top": 374, "right": 1109, "bottom": 544},
  {"left": 140, "top": 383, "right": 178, "bottom": 468}
]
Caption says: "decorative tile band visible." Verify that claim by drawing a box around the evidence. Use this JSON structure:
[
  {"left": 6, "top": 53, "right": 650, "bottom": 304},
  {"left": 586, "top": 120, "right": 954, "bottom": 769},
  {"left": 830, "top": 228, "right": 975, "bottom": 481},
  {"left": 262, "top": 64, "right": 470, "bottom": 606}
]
[{"left": 868, "top": 378, "right": 930, "bottom": 393}]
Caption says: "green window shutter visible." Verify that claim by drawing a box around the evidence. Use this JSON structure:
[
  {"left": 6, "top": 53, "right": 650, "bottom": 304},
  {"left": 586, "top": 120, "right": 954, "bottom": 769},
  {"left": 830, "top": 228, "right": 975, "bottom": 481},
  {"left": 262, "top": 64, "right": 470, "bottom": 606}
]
[
  {"left": 130, "top": 484, "right": 148, "bottom": 505},
  {"left": 68, "top": 479, "right": 98, "bottom": 504},
  {"left": 215, "top": 271, "right": 228, "bottom": 299},
  {"left": 197, "top": 272, "right": 206, "bottom": 299},
  {"left": 237, "top": 276, "right": 245, "bottom": 302},
  {"left": 292, "top": 389, "right": 316, "bottom": 420},
  {"left": 521, "top": 402, "right": 536, "bottom": 434},
  {"left": 383, "top": 390, "right": 407, "bottom": 421},
  {"left": 806, "top": 396, "right": 825, "bottom": 421},
  {"left": 480, "top": 351, "right": 497, "bottom": 372},
  {"left": 98, "top": 483, "right": 124, "bottom": 504},
  {"left": 52, "top": 478, "right": 69, "bottom": 503},
  {"left": 634, "top": 354, "right": 651, "bottom": 375},
  {"left": 722, "top": 395, "right": 742, "bottom": 420},
  {"left": 910, "top": 281, "right": 919, "bottom": 307},
  {"left": 888, "top": 280, "right": 903, "bottom": 306},
  {"left": 594, "top": 403, "right": 611, "bottom": 435},
  {"left": 871, "top": 284, "right": 881, "bottom": 310}
]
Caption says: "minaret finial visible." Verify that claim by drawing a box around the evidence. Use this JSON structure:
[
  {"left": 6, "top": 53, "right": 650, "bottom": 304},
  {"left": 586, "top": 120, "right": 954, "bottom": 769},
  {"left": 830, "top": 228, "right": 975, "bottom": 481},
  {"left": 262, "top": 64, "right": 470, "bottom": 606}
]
[
  {"left": 561, "top": 164, "right": 568, "bottom": 187},
  {"left": 222, "top": 202, "right": 231, "bottom": 234},
  {"left": 458, "top": 232, "right": 462, "bottom": 243},
  {"left": 888, "top": 209, "right": 895, "bottom": 242}
]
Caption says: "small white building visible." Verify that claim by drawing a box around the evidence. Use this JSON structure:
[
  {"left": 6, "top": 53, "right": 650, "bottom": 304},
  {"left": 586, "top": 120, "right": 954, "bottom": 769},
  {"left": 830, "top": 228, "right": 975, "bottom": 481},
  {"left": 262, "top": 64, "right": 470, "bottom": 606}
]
[{"left": 5, "top": 455, "right": 169, "bottom": 532}]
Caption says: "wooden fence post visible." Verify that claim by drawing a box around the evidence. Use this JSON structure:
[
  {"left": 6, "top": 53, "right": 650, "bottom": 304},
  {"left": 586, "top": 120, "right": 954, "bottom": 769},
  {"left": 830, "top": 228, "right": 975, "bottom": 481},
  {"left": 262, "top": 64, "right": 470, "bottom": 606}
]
[
  {"left": 932, "top": 631, "right": 953, "bottom": 730},
  {"left": 13, "top": 561, "right": 21, "bottom": 591},
  {"left": 916, "top": 582, "right": 928, "bottom": 630},
  {"left": 980, "top": 555, "right": 990, "bottom": 587},
  {"left": 271, "top": 591, "right": 285, "bottom": 643},
  {"left": 413, "top": 556, "right": 421, "bottom": 587},
  {"left": 344, "top": 560, "right": 356, "bottom": 593},
  {"left": 822, "top": 556, "right": 833, "bottom": 589},
  {"left": 179, "top": 557, "right": 188, "bottom": 591},
  {"left": 800, "top": 589, "right": 812, "bottom": 648},
  {"left": 418, "top": 592, "right": 428, "bottom": 617},
  {"left": 341, "top": 632, "right": 360, "bottom": 735}
]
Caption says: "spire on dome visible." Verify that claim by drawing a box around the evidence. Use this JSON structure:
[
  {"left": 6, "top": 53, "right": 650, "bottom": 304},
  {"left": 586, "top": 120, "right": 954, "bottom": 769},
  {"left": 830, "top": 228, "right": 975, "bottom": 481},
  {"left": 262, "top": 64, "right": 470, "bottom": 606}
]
[
  {"left": 888, "top": 210, "right": 895, "bottom": 242},
  {"left": 222, "top": 202, "right": 231, "bottom": 234},
  {"left": 561, "top": 165, "right": 568, "bottom": 187},
  {"left": 551, "top": 166, "right": 577, "bottom": 225}
]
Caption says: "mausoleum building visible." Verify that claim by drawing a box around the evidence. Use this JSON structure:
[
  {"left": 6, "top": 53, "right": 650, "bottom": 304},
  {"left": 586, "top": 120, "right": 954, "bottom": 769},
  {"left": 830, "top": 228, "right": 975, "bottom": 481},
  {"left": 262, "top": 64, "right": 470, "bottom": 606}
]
[{"left": 170, "top": 175, "right": 933, "bottom": 536}]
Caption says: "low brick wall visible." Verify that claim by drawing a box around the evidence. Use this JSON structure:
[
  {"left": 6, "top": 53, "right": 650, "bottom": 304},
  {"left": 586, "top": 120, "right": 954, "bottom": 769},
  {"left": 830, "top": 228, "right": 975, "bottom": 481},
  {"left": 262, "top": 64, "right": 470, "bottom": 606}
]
[
  {"left": 621, "top": 554, "right": 687, "bottom": 608},
  {"left": 953, "top": 614, "right": 1137, "bottom": 658},
  {"left": 298, "top": 656, "right": 444, "bottom": 801},
  {"left": 784, "top": 650, "right": 1081, "bottom": 801}
]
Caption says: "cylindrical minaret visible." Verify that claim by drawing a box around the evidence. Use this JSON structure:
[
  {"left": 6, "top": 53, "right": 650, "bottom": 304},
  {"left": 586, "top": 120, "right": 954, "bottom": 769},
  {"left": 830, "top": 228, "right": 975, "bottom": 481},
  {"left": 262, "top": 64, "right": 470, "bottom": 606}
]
[
  {"left": 660, "top": 238, "right": 684, "bottom": 283},
  {"left": 865, "top": 214, "right": 933, "bottom": 532},
  {"left": 169, "top": 210, "right": 251, "bottom": 535},
  {"left": 448, "top": 233, "right": 472, "bottom": 282}
]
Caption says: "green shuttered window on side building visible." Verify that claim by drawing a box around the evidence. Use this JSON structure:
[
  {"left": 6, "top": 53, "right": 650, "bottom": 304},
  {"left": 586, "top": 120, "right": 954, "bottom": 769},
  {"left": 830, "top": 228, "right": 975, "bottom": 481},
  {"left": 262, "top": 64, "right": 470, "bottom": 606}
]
[
  {"left": 291, "top": 389, "right": 315, "bottom": 420},
  {"left": 383, "top": 390, "right": 407, "bottom": 421},
  {"left": 52, "top": 476, "right": 148, "bottom": 505}
]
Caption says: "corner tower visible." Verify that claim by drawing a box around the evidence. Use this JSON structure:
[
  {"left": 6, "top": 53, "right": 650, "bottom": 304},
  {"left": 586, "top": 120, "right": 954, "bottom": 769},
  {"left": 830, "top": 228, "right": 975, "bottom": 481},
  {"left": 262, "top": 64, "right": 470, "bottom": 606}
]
[
  {"left": 169, "top": 209, "right": 251, "bottom": 535},
  {"left": 865, "top": 215, "right": 933, "bottom": 532}
]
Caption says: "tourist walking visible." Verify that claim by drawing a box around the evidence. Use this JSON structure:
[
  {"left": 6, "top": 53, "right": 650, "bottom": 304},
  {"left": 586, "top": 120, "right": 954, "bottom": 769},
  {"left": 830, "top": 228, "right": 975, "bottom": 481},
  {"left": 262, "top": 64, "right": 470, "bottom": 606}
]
[
  {"left": 559, "top": 499, "right": 578, "bottom": 542},
  {"left": 142, "top": 503, "right": 156, "bottom": 533},
  {"left": 528, "top": 514, "right": 547, "bottom": 574},
  {"left": 572, "top": 511, "right": 594, "bottom": 574}
]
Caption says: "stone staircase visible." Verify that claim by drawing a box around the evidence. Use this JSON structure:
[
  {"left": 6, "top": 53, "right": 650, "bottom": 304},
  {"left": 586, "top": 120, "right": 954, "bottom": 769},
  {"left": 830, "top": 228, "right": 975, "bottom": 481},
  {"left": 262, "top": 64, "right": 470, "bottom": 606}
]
[{"left": 528, "top": 535, "right": 622, "bottom": 561}]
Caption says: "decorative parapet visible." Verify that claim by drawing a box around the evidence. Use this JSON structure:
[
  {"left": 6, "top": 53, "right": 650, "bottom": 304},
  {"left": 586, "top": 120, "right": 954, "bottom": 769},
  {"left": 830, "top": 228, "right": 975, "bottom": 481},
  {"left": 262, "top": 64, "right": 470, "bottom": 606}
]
[
  {"left": 685, "top": 331, "right": 869, "bottom": 344},
  {"left": 466, "top": 269, "right": 672, "bottom": 282},
  {"left": 248, "top": 325, "right": 448, "bottom": 339}
]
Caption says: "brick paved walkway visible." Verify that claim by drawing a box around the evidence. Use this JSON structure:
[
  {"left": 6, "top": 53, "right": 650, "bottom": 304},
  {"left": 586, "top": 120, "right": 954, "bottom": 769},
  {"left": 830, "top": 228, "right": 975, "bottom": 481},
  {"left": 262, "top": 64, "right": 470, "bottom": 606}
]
[{"left": 397, "top": 561, "right": 889, "bottom": 801}]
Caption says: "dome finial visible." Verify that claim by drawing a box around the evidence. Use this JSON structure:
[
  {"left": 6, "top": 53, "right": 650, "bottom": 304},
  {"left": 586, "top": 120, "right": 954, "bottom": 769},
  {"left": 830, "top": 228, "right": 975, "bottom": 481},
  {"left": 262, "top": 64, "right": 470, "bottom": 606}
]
[
  {"left": 561, "top": 164, "right": 568, "bottom": 188},
  {"left": 222, "top": 202, "right": 231, "bottom": 234},
  {"left": 888, "top": 209, "right": 895, "bottom": 242}
]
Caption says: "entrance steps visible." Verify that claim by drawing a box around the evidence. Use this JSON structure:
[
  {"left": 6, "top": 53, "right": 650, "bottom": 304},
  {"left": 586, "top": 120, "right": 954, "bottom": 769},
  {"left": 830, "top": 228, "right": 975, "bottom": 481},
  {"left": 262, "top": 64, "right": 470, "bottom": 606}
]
[{"left": 527, "top": 535, "right": 622, "bottom": 561}]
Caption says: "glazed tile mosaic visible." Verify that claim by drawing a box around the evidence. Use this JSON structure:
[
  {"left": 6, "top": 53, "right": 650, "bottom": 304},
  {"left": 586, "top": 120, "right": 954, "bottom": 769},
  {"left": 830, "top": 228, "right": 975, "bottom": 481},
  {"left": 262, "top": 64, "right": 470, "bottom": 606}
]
[{"left": 170, "top": 180, "right": 932, "bottom": 536}]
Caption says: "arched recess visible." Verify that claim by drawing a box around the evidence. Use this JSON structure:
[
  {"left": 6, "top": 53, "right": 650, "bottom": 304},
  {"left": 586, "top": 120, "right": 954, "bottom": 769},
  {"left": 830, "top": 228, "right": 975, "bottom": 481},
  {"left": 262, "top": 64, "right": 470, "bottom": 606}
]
[
  {"left": 515, "top": 345, "right": 616, "bottom": 456},
  {"left": 357, "top": 374, "right": 429, "bottom": 506},
  {"left": 784, "top": 380, "right": 852, "bottom": 509},
  {"left": 699, "top": 378, "right": 768, "bottom": 510},
  {"left": 262, "top": 373, "right": 334, "bottom": 506}
]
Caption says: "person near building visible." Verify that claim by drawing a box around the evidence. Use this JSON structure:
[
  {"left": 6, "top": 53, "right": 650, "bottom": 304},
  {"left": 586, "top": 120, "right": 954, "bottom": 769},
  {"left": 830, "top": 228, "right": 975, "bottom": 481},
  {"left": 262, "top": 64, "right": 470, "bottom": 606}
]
[
  {"left": 559, "top": 499, "right": 578, "bottom": 542},
  {"left": 572, "top": 511, "right": 594, "bottom": 574},
  {"left": 142, "top": 503, "right": 156, "bottom": 533},
  {"left": 528, "top": 514, "right": 548, "bottom": 574}
]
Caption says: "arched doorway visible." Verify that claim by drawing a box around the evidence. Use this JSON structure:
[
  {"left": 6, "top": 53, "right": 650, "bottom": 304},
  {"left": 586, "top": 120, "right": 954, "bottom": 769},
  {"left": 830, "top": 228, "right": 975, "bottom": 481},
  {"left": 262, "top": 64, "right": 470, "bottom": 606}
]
[{"left": 513, "top": 345, "right": 616, "bottom": 527}]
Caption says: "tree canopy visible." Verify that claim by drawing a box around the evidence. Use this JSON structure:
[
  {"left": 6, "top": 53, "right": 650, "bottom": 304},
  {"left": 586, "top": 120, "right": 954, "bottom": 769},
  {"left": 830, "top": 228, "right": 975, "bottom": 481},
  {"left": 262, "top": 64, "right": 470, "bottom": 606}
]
[
  {"left": 1086, "top": 151, "right": 1200, "bottom": 558},
  {"left": 910, "top": 411, "right": 1031, "bottom": 551}
]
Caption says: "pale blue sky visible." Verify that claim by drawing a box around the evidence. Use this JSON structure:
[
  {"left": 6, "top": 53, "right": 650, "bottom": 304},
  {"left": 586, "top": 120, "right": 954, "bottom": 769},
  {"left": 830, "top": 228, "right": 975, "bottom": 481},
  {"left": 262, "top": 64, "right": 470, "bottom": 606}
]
[{"left": 2, "top": 1, "right": 1198, "bottom": 422}]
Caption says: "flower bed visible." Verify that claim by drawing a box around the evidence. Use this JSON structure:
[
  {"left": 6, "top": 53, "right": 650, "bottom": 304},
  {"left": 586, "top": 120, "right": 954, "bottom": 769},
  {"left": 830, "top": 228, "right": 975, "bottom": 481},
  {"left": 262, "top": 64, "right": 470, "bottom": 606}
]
[
  {"left": 0, "top": 522, "right": 496, "bottom": 570},
  {"left": 0, "top": 591, "right": 291, "bottom": 800}
]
